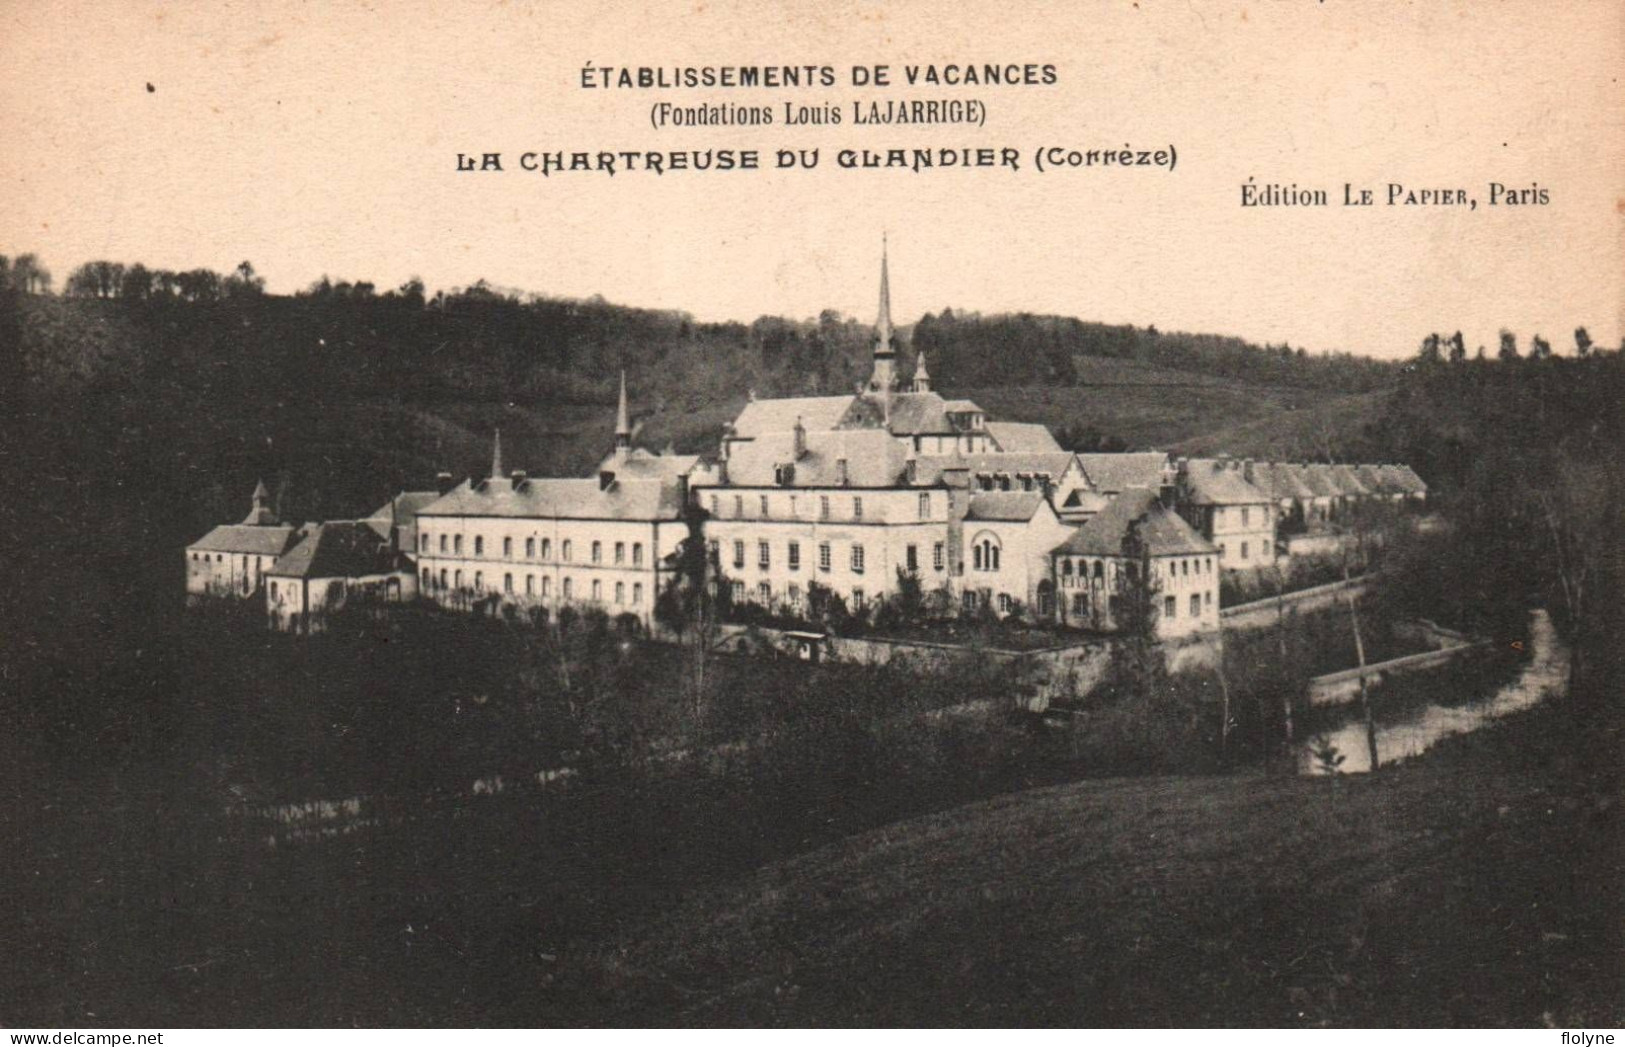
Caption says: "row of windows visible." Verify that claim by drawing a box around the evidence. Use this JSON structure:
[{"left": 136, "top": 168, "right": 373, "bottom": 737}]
[
  {"left": 974, "top": 473, "right": 1052, "bottom": 493},
  {"left": 706, "top": 492, "right": 934, "bottom": 522},
  {"left": 422, "top": 533, "right": 645, "bottom": 566},
  {"left": 711, "top": 539, "right": 947, "bottom": 575},
  {"left": 1060, "top": 555, "right": 1215, "bottom": 579},
  {"left": 421, "top": 567, "right": 644, "bottom": 605},
  {"left": 1163, "top": 592, "right": 1214, "bottom": 619},
  {"left": 730, "top": 579, "right": 873, "bottom": 612}
]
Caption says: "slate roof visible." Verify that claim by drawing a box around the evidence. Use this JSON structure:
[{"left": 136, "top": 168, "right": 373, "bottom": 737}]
[
  {"left": 1053, "top": 488, "right": 1216, "bottom": 558},
  {"left": 1294, "top": 464, "right": 1341, "bottom": 498},
  {"left": 1325, "top": 464, "right": 1372, "bottom": 497},
  {"left": 985, "top": 421, "right": 1063, "bottom": 453},
  {"left": 418, "top": 475, "right": 685, "bottom": 521},
  {"left": 716, "top": 428, "right": 911, "bottom": 488},
  {"left": 916, "top": 451, "right": 1079, "bottom": 487},
  {"left": 189, "top": 523, "right": 300, "bottom": 557},
  {"left": 1060, "top": 487, "right": 1114, "bottom": 515},
  {"left": 965, "top": 490, "right": 1049, "bottom": 522},
  {"left": 1181, "top": 460, "right": 1273, "bottom": 506},
  {"left": 268, "top": 521, "right": 409, "bottom": 580},
  {"left": 1255, "top": 462, "right": 1317, "bottom": 501},
  {"left": 1381, "top": 463, "right": 1428, "bottom": 495},
  {"left": 594, "top": 448, "right": 702, "bottom": 480},
  {"left": 1076, "top": 452, "right": 1171, "bottom": 494},
  {"left": 731, "top": 395, "right": 857, "bottom": 439}
]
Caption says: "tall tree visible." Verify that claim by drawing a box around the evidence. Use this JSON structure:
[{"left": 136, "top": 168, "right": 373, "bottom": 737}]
[
  {"left": 1530, "top": 334, "right": 1553, "bottom": 360},
  {"left": 1498, "top": 329, "right": 1519, "bottom": 361},
  {"left": 1573, "top": 327, "right": 1593, "bottom": 357},
  {"left": 1447, "top": 331, "right": 1466, "bottom": 363}
]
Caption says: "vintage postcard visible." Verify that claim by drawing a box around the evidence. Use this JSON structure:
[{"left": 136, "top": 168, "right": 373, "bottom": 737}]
[{"left": 1, "top": 0, "right": 1620, "bottom": 1032}]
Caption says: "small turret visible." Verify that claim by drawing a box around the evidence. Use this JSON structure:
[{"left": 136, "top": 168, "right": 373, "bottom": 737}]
[
  {"left": 910, "top": 349, "right": 932, "bottom": 393},
  {"left": 241, "top": 478, "right": 280, "bottom": 526}
]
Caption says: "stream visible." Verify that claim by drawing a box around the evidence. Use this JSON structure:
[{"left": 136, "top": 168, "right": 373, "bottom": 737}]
[{"left": 1300, "top": 608, "right": 1567, "bottom": 775}]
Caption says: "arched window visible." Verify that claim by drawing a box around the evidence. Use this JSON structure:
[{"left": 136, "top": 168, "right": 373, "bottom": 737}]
[
  {"left": 474, "top": 536, "right": 483, "bottom": 556},
  {"left": 562, "top": 577, "right": 572, "bottom": 599},
  {"left": 971, "top": 533, "right": 1001, "bottom": 572},
  {"left": 541, "top": 538, "right": 552, "bottom": 560},
  {"left": 632, "top": 542, "right": 643, "bottom": 566},
  {"left": 591, "top": 541, "right": 602, "bottom": 564},
  {"left": 562, "top": 540, "right": 572, "bottom": 562}
]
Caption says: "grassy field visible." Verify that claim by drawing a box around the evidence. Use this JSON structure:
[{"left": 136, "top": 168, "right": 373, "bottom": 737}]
[{"left": 565, "top": 701, "right": 1620, "bottom": 1027}]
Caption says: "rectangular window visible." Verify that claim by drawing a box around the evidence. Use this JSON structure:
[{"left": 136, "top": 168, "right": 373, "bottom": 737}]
[
  {"left": 632, "top": 582, "right": 642, "bottom": 604},
  {"left": 730, "top": 580, "right": 744, "bottom": 603},
  {"left": 852, "top": 497, "right": 863, "bottom": 521},
  {"left": 906, "top": 544, "right": 918, "bottom": 572},
  {"left": 503, "top": 537, "right": 512, "bottom": 558},
  {"left": 819, "top": 496, "right": 830, "bottom": 520},
  {"left": 1240, "top": 542, "right": 1249, "bottom": 560},
  {"left": 1190, "top": 594, "right": 1201, "bottom": 617},
  {"left": 615, "top": 541, "right": 625, "bottom": 565},
  {"left": 788, "top": 541, "right": 800, "bottom": 571},
  {"left": 734, "top": 495, "right": 744, "bottom": 518},
  {"left": 759, "top": 495, "right": 770, "bottom": 518},
  {"left": 757, "top": 581, "right": 771, "bottom": 604},
  {"left": 1242, "top": 507, "right": 1251, "bottom": 527},
  {"left": 542, "top": 576, "right": 551, "bottom": 596},
  {"left": 454, "top": 535, "right": 463, "bottom": 555},
  {"left": 1205, "top": 591, "right": 1213, "bottom": 609},
  {"left": 475, "top": 536, "right": 484, "bottom": 556},
  {"left": 758, "top": 540, "right": 770, "bottom": 569},
  {"left": 733, "top": 540, "right": 745, "bottom": 569},
  {"left": 998, "top": 593, "right": 1012, "bottom": 614},
  {"left": 852, "top": 588, "right": 865, "bottom": 611},
  {"left": 818, "top": 542, "right": 831, "bottom": 572},
  {"left": 934, "top": 542, "right": 945, "bottom": 571},
  {"left": 918, "top": 492, "right": 930, "bottom": 519},
  {"left": 851, "top": 544, "right": 865, "bottom": 574},
  {"left": 1164, "top": 595, "right": 1177, "bottom": 619},
  {"left": 419, "top": 534, "right": 428, "bottom": 552},
  {"left": 504, "top": 573, "right": 513, "bottom": 593},
  {"left": 709, "top": 495, "right": 719, "bottom": 516},
  {"left": 632, "top": 543, "right": 643, "bottom": 566}
]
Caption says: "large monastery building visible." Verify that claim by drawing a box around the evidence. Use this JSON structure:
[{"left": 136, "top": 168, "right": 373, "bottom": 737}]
[{"left": 184, "top": 245, "right": 1426, "bottom": 642}]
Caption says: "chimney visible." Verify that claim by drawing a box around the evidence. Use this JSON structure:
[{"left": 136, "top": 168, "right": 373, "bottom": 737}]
[
  {"left": 511, "top": 469, "right": 527, "bottom": 487},
  {"left": 436, "top": 471, "right": 456, "bottom": 495},
  {"left": 599, "top": 470, "right": 616, "bottom": 491},
  {"left": 1159, "top": 480, "right": 1176, "bottom": 510},
  {"left": 835, "top": 458, "right": 849, "bottom": 486},
  {"left": 792, "top": 416, "right": 806, "bottom": 460},
  {"left": 1243, "top": 459, "right": 1254, "bottom": 482},
  {"left": 905, "top": 457, "right": 918, "bottom": 484}
]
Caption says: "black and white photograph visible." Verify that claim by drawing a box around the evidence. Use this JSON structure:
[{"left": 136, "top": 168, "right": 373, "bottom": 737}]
[{"left": 1, "top": 0, "right": 1620, "bottom": 1032}]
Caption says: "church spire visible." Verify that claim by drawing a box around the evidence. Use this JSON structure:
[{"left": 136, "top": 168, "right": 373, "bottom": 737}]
[
  {"left": 874, "top": 233, "right": 895, "bottom": 358},
  {"left": 868, "top": 236, "right": 899, "bottom": 396},
  {"left": 614, "top": 370, "right": 631, "bottom": 461},
  {"left": 490, "top": 427, "right": 503, "bottom": 479}
]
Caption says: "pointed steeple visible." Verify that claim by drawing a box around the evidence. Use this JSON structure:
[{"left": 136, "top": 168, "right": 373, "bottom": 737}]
[
  {"left": 490, "top": 427, "right": 503, "bottom": 479},
  {"left": 613, "top": 370, "right": 632, "bottom": 462},
  {"left": 874, "top": 233, "right": 896, "bottom": 358},
  {"left": 868, "top": 236, "right": 898, "bottom": 397}
]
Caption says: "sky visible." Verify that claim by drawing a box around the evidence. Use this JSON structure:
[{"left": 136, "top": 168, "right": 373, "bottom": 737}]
[{"left": 2, "top": 0, "right": 1620, "bottom": 359}]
